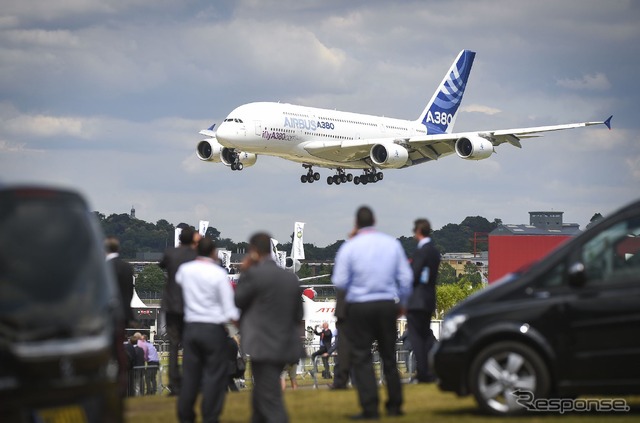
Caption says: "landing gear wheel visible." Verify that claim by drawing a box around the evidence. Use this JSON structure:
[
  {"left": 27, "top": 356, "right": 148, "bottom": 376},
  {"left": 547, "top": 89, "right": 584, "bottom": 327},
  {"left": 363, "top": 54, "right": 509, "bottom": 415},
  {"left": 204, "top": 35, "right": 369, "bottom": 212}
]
[
  {"left": 231, "top": 163, "right": 237, "bottom": 171},
  {"left": 301, "top": 175, "right": 308, "bottom": 183},
  {"left": 377, "top": 172, "right": 383, "bottom": 180},
  {"left": 469, "top": 341, "right": 550, "bottom": 416},
  {"left": 327, "top": 176, "right": 333, "bottom": 185},
  {"left": 237, "top": 163, "right": 243, "bottom": 171},
  {"left": 347, "top": 173, "right": 353, "bottom": 182},
  {"left": 314, "top": 172, "right": 320, "bottom": 181},
  {"left": 354, "top": 176, "right": 360, "bottom": 185}
]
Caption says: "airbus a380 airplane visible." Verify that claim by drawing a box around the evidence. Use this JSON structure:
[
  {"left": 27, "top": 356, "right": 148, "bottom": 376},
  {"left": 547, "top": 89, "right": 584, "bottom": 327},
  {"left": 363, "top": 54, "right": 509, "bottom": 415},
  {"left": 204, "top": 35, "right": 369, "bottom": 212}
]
[{"left": 197, "top": 50, "right": 612, "bottom": 186}]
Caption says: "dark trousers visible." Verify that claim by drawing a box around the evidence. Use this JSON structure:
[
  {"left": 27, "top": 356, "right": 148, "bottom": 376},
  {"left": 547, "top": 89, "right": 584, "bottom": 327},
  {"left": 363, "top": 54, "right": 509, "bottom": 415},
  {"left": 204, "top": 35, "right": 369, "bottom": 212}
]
[
  {"left": 406, "top": 309, "right": 436, "bottom": 382},
  {"left": 333, "top": 318, "right": 352, "bottom": 388},
  {"left": 346, "top": 300, "right": 402, "bottom": 416},
  {"left": 311, "top": 346, "right": 330, "bottom": 376},
  {"left": 166, "top": 312, "right": 184, "bottom": 394},
  {"left": 250, "top": 361, "right": 288, "bottom": 423},
  {"left": 146, "top": 361, "right": 159, "bottom": 394},
  {"left": 178, "top": 323, "right": 228, "bottom": 423}
]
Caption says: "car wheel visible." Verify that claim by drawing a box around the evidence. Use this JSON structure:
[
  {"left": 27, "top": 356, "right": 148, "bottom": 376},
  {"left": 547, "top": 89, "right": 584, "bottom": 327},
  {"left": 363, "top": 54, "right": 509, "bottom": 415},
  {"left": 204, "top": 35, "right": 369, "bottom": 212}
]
[{"left": 469, "top": 341, "right": 549, "bottom": 416}]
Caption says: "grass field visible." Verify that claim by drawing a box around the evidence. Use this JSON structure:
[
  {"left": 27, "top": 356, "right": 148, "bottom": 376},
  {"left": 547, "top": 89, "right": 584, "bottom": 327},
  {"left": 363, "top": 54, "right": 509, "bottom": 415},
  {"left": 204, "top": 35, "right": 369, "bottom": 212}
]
[{"left": 124, "top": 382, "right": 640, "bottom": 423}]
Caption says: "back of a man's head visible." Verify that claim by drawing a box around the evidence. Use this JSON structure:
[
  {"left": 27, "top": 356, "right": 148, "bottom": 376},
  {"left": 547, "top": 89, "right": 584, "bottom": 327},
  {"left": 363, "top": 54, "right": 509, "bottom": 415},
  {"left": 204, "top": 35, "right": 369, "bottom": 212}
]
[
  {"left": 414, "top": 218, "right": 432, "bottom": 237},
  {"left": 179, "top": 227, "right": 195, "bottom": 246},
  {"left": 104, "top": 236, "right": 120, "bottom": 253},
  {"left": 356, "top": 206, "right": 375, "bottom": 229},
  {"left": 249, "top": 232, "right": 272, "bottom": 257},
  {"left": 197, "top": 237, "right": 216, "bottom": 257}
]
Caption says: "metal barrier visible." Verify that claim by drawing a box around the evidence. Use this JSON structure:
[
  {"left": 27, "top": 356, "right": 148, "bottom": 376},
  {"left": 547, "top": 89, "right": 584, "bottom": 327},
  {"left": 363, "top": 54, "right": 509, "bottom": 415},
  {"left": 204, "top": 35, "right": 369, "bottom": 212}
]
[{"left": 125, "top": 365, "right": 165, "bottom": 397}]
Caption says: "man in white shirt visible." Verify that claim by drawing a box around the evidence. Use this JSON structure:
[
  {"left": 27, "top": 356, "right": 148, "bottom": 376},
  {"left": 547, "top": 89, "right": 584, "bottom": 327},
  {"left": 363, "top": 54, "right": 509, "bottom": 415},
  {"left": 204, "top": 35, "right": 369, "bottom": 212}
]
[{"left": 176, "top": 237, "right": 239, "bottom": 423}]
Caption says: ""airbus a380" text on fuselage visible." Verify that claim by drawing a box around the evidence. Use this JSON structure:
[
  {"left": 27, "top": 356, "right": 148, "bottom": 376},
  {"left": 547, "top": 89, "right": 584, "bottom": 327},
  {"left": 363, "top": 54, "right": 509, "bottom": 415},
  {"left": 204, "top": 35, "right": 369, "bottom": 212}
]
[{"left": 196, "top": 50, "right": 612, "bottom": 186}]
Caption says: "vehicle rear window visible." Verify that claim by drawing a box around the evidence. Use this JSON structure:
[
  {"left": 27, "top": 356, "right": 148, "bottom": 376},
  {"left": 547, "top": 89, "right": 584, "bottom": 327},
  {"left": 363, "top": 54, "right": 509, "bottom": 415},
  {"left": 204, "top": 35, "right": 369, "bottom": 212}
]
[{"left": 0, "top": 189, "right": 112, "bottom": 342}]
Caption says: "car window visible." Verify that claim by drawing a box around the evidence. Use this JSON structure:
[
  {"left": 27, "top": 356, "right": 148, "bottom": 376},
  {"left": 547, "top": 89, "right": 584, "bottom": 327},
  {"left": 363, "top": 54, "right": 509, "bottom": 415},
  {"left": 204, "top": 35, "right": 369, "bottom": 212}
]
[
  {"left": 580, "top": 216, "right": 640, "bottom": 285},
  {"left": 534, "top": 260, "right": 566, "bottom": 288}
]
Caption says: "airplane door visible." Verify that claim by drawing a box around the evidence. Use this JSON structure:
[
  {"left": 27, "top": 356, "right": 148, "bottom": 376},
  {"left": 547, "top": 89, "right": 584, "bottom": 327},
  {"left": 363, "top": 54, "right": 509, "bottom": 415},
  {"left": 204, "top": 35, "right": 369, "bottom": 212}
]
[{"left": 254, "top": 121, "right": 262, "bottom": 136}]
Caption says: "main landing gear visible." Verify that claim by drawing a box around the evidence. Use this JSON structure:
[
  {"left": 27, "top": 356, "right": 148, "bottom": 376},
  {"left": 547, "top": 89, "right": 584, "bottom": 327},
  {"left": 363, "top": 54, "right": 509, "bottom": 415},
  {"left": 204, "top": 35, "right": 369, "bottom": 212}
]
[
  {"left": 353, "top": 169, "right": 383, "bottom": 185},
  {"left": 299, "top": 166, "right": 384, "bottom": 186},
  {"left": 326, "top": 169, "right": 353, "bottom": 185},
  {"left": 300, "top": 164, "right": 321, "bottom": 183}
]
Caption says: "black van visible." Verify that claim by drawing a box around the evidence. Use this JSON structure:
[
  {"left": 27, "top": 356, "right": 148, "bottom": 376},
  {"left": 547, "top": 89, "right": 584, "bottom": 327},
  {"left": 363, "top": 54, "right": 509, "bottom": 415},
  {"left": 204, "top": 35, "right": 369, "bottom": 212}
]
[
  {"left": 0, "top": 186, "right": 125, "bottom": 422},
  {"left": 432, "top": 198, "right": 640, "bottom": 415}
]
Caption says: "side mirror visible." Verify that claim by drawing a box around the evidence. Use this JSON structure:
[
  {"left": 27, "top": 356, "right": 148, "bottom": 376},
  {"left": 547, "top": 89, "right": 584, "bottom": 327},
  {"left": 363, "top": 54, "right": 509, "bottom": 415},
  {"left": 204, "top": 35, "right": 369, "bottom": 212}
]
[{"left": 568, "top": 261, "right": 586, "bottom": 288}]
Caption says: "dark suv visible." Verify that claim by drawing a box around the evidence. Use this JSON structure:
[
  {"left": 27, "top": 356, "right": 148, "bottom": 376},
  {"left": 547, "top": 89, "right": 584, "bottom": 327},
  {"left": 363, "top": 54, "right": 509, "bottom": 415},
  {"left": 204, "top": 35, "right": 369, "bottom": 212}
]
[
  {"left": 0, "top": 186, "right": 125, "bottom": 422},
  {"left": 432, "top": 198, "right": 640, "bottom": 415}
]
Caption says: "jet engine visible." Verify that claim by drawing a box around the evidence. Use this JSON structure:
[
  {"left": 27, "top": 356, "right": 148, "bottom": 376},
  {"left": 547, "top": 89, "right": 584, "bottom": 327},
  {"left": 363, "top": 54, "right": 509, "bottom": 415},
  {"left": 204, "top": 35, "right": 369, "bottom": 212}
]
[
  {"left": 285, "top": 257, "right": 301, "bottom": 273},
  {"left": 455, "top": 136, "right": 494, "bottom": 160},
  {"left": 370, "top": 143, "right": 409, "bottom": 169},
  {"left": 197, "top": 139, "right": 223, "bottom": 162},
  {"left": 196, "top": 139, "right": 257, "bottom": 168}
]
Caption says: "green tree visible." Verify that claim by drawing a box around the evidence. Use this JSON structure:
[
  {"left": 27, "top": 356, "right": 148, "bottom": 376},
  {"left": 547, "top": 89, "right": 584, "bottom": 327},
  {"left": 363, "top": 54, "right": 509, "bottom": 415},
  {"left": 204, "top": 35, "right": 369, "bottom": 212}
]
[
  {"left": 435, "top": 279, "right": 483, "bottom": 319},
  {"left": 135, "top": 265, "right": 165, "bottom": 294},
  {"left": 436, "top": 262, "right": 457, "bottom": 285},
  {"left": 462, "top": 262, "right": 482, "bottom": 286}
]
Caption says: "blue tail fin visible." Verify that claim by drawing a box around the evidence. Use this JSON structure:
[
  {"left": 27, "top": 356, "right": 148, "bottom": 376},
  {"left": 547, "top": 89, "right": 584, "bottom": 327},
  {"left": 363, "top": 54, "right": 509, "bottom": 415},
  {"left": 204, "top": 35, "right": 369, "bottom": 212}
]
[{"left": 418, "top": 50, "right": 475, "bottom": 134}]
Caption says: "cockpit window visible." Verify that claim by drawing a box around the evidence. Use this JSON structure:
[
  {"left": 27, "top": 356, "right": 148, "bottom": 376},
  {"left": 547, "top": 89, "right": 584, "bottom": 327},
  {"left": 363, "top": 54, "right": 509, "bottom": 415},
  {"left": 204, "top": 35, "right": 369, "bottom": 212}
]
[{"left": 223, "top": 118, "right": 243, "bottom": 123}]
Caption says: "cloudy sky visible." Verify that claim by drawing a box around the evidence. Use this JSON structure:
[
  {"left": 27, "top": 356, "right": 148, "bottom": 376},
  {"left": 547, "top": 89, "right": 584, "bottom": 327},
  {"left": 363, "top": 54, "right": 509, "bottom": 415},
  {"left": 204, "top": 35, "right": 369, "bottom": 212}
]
[{"left": 1, "top": 0, "right": 638, "bottom": 247}]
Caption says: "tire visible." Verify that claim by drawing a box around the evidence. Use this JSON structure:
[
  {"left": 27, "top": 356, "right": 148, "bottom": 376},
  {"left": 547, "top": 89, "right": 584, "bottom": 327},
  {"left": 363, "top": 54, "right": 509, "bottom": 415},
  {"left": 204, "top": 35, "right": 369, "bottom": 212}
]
[
  {"left": 327, "top": 176, "right": 333, "bottom": 185},
  {"left": 314, "top": 172, "right": 320, "bottom": 181},
  {"left": 301, "top": 175, "right": 307, "bottom": 183},
  {"left": 469, "top": 341, "right": 549, "bottom": 416}
]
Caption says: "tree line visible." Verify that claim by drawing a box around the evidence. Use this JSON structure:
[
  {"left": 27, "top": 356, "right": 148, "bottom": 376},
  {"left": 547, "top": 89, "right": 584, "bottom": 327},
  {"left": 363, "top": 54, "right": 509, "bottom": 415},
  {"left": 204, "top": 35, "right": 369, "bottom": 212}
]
[
  {"left": 95, "top": 212, "right": 501, "bottom": 261},
  {"left": 97, "top": 211, "right": 497, "bottom": 316}
]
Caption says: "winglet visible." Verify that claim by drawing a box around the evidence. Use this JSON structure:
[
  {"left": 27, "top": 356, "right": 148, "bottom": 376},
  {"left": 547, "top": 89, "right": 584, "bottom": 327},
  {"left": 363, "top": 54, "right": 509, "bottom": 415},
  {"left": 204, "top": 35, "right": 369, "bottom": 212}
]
[{"left": 604, "top": 115, "right": 612, "bottom": 130}]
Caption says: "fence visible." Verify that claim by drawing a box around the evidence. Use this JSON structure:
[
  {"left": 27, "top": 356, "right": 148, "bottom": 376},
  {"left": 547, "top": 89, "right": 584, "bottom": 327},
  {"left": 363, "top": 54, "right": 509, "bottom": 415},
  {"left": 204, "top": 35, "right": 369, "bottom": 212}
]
[{"left": 124, "top": 365, "right": 167, "bottom": 397}]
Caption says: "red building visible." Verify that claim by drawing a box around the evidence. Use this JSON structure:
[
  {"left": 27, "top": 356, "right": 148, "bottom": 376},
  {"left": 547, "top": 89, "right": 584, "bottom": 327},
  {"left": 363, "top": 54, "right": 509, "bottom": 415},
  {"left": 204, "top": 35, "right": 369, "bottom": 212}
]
[{"left": 488, "top": 211, "right": 581, "bottom": 283}]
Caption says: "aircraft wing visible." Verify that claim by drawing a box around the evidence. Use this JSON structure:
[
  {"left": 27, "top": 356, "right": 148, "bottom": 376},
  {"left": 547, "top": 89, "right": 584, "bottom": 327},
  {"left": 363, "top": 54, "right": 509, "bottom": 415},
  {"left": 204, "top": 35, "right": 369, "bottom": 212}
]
[{"left": 303, "top": 116, "right": 612, "bottom": 163}]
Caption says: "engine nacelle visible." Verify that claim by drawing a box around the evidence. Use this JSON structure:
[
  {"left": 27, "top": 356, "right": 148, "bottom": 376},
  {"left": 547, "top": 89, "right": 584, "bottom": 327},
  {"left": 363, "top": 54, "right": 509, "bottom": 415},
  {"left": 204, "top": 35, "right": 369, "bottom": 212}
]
[
  {"left": 196, "top": 139, "right": 223, "bottom": 162},
  {"left": 285, "top": 257, "right": 301, "bottom": 273},
  {"left": 455, "top": 136, "right": 494, "bottom": 160},
  {"left": 196, "top": 140, "right": 257, "bottom": 168},
  {"left": 370, "top": 143, "right": 409, "bottom": 169}
]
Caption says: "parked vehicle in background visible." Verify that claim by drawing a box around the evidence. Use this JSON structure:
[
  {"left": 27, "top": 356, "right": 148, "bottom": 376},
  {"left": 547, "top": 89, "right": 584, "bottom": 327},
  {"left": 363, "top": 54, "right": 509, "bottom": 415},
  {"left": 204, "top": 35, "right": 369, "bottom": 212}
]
[
  {"left": 432, "top": 198, "right": 640, "bottom": 415},
  {"left": 0, "top": 185, "right": 125, "bottom": 422}
]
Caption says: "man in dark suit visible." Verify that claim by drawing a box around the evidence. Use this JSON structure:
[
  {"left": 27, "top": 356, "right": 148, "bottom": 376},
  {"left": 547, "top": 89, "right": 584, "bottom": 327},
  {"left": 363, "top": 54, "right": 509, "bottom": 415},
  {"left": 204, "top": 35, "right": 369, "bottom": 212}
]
[
  {"left": 158, "top": 226, "right": 199, "bottom": 396},
  {"left": 105, "top": 236, "right": 134, "bottom": 325},
  {"left": 311, "top": 322, "right": 332, "bottom": 379},
  {"left": 407, "top": 218, "right": 441, "bottom": 383},
  {"left": 235, "top": 232, "right": 304, "bottom": 423}
]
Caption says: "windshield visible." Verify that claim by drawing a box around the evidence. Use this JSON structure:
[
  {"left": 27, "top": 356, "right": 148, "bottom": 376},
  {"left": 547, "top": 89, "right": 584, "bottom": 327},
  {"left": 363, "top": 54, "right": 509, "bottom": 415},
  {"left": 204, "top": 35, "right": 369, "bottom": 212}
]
[{"left": 0, "top": 189, "right": 113, "bottom": 343}]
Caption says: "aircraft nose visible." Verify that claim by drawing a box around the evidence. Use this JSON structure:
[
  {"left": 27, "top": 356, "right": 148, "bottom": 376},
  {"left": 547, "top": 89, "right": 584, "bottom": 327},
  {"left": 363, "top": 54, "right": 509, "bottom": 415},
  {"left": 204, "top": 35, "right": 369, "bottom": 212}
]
[
  {"left": 216, "top": 122, "right": 231, "bottom": 142},
  {"left": 215, "top": 122, "right": 237, "bottom": 147}
]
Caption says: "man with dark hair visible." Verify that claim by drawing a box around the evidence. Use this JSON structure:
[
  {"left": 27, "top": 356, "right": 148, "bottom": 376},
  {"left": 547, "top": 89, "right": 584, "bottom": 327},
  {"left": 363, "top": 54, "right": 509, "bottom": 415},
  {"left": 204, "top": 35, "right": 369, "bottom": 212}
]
[
  {"left": 105, "top": 236, "right": 135, "bottom": 326},
  {"left": 235, "top": 232, "right": 304, "bottom": 423},
  {"left": 159, "top": 226, "right": 200, "bottom": 396},
  {"left": 175, "top": 237, "right": 239, "bottom": 423},
  {"left": 332, "top": 206, "right": 413, "bottom": 420},
  {"left": 407, "top": 218, "right": 441, "bottom": 383}
]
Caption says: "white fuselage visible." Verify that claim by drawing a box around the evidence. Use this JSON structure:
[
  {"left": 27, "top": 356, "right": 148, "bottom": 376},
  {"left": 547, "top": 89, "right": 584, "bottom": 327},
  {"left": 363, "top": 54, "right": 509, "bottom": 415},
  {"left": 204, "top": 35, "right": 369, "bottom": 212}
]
[{"left": 215, "top": 102, "right": 428, "bottom": 169}]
